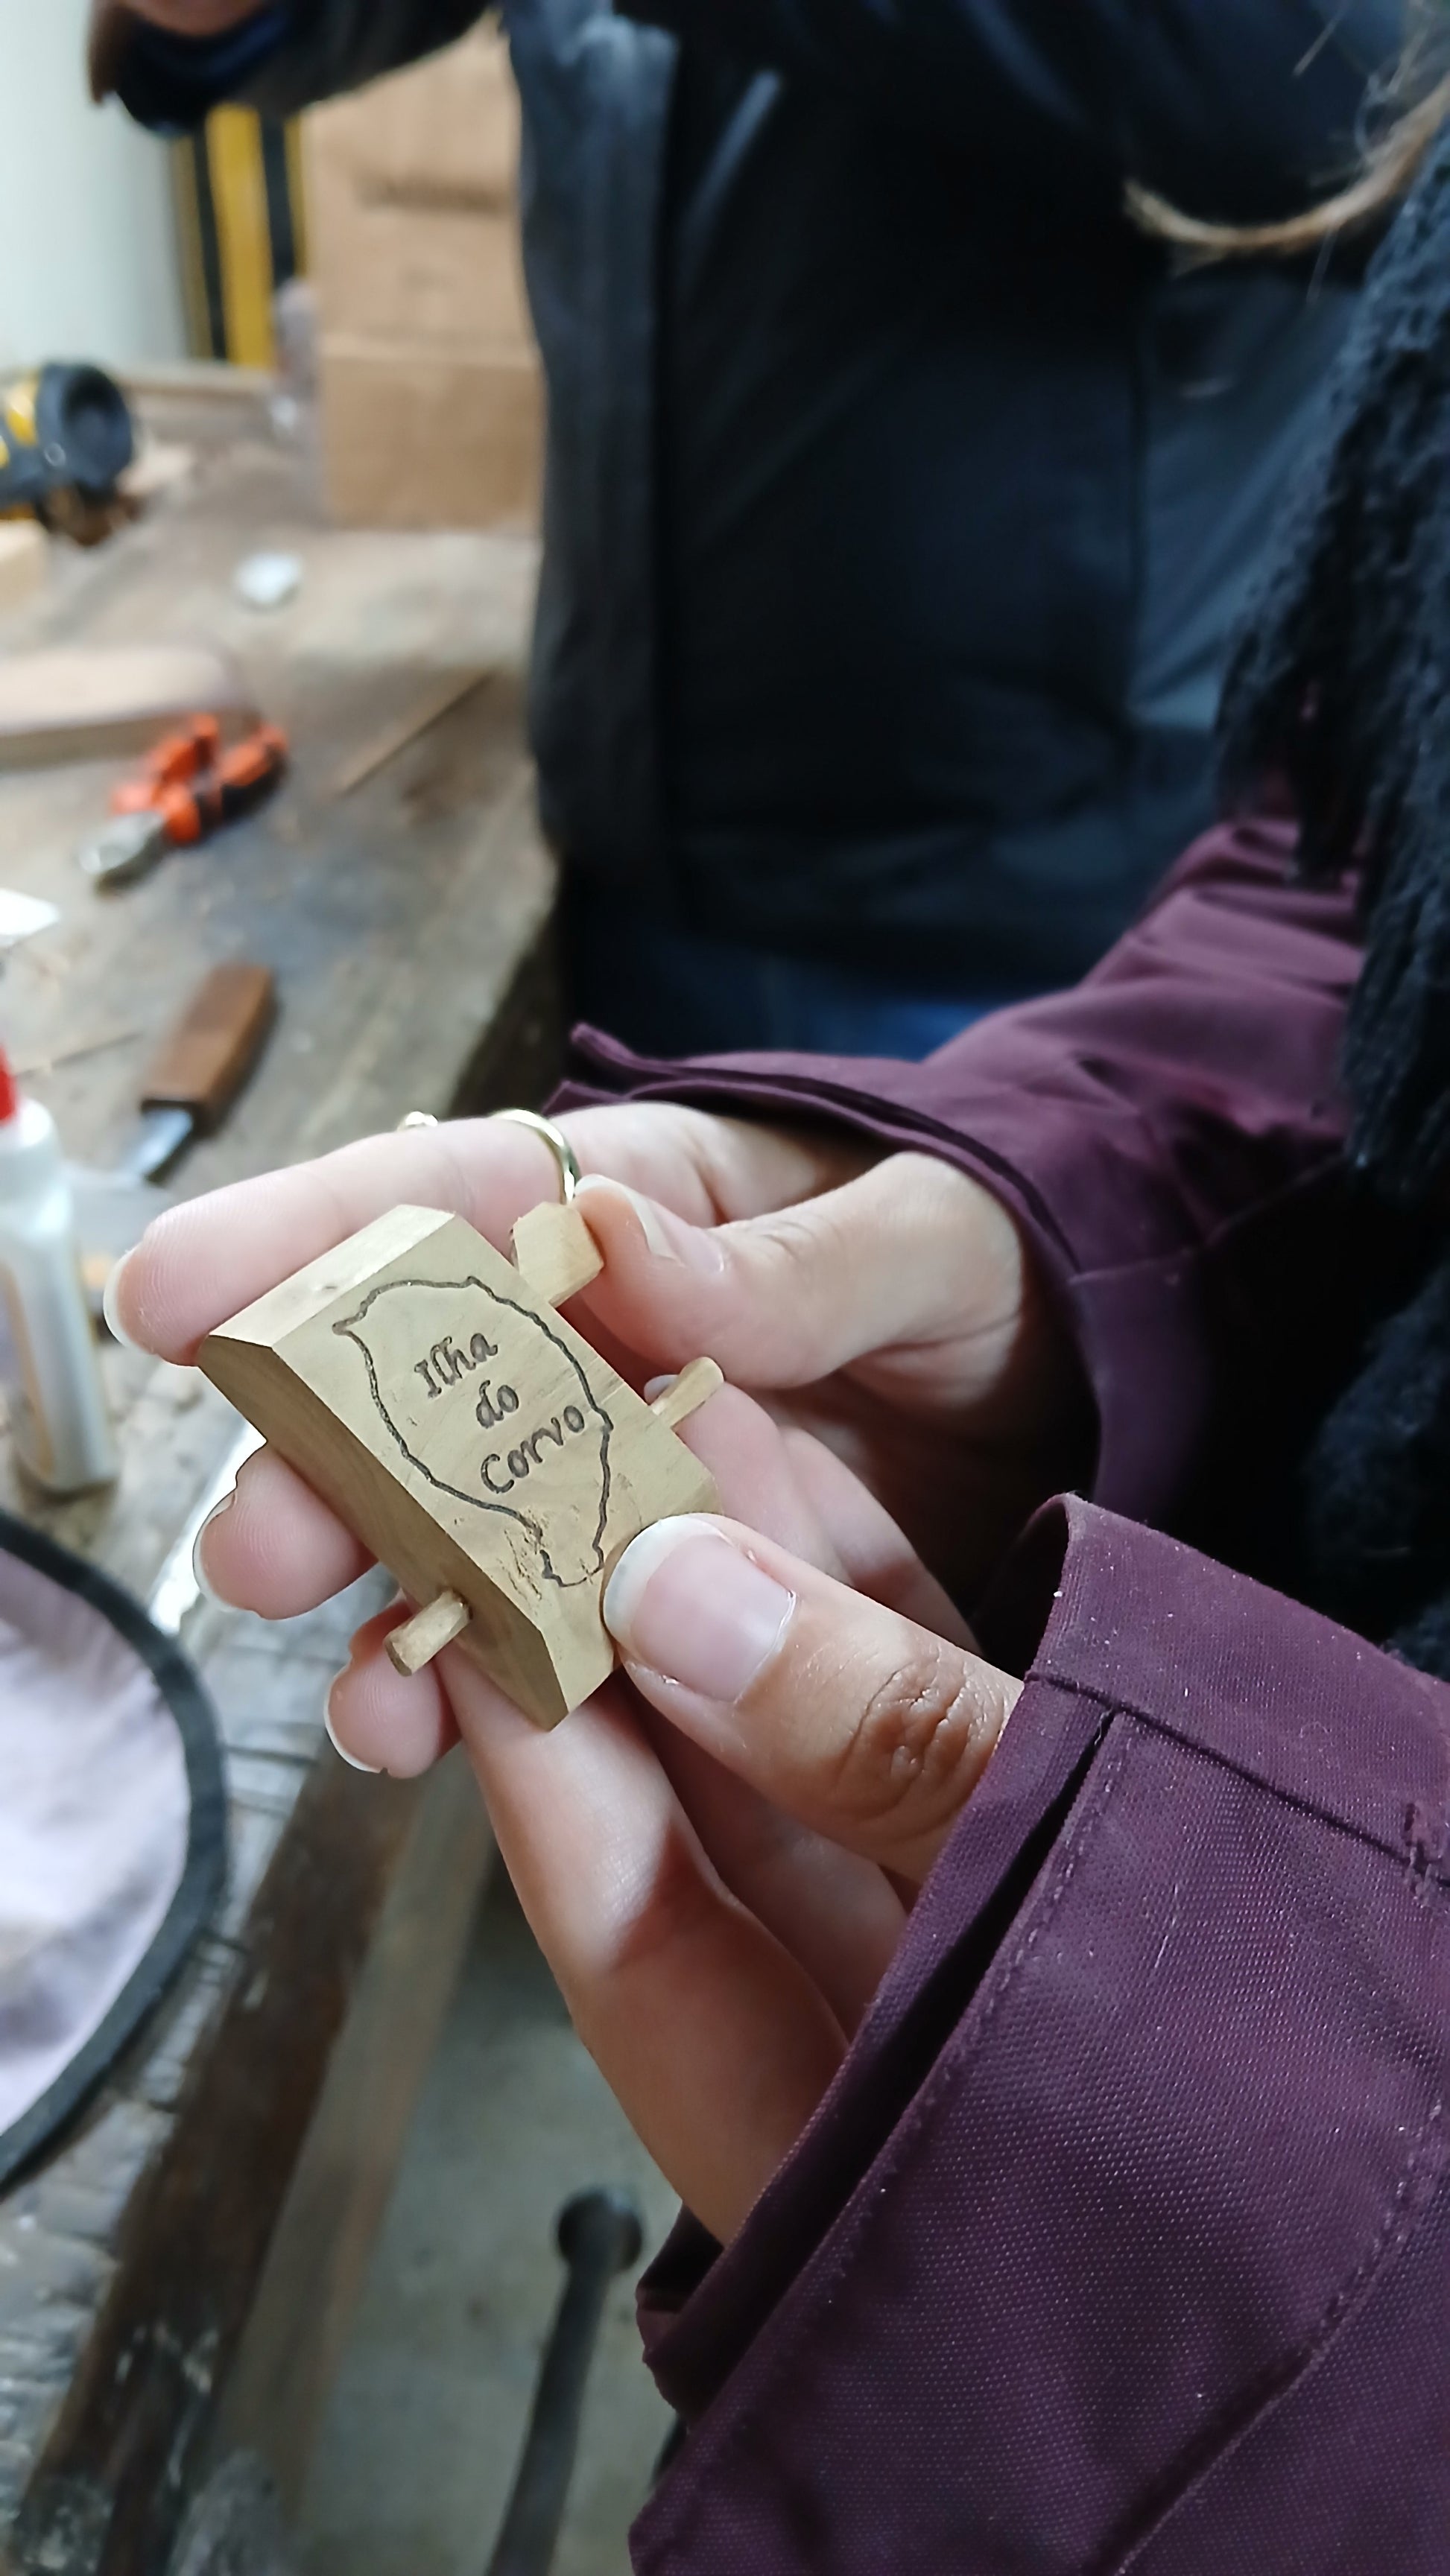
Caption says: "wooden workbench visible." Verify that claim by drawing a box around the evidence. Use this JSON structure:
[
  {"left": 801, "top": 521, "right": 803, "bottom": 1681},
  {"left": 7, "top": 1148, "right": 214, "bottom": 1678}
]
[{"left": 0, "top": 384, "right": 556, "bottom": 2576}]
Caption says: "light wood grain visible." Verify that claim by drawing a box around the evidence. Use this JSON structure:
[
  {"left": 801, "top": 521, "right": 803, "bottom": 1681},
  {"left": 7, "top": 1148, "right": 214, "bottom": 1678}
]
[
  {"left": 215, "top": 1753, "right": 493, "bottom": 2515},
  {"left": 0, "top": 645, "right": 248, "bottom": 770},
  {"left": 200, "top": 1208, "right": 720, "bottom": 1727},
  {"left": 119, "top": 442, "right": 196, "bottom": 506},
  {"left": 328, "top": 667, "right": 487, "bottom": 798},
  {"left": 0, "top": 521, "right": 48, "bottom": 616},
  {"left": 386, "top": 1588, "right": 470, "bottom": 1674},
  {"left": 650, "top": 1357, "right": 724, "bottom": 1432},
  {"left": 510, "top": 1199, "right": 603, "bottom": 1308}
]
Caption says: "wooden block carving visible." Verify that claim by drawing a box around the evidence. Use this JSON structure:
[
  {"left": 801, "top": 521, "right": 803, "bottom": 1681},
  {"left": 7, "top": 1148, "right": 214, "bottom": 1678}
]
[{"left": 199, "top": 1205, "right": 720, "bottom": 1728}]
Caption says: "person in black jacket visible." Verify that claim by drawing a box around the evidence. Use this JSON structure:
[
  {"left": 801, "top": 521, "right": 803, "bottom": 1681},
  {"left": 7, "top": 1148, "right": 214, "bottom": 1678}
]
[{"left": 101, "top": 0, "right": 1400, "bottom": 1054}]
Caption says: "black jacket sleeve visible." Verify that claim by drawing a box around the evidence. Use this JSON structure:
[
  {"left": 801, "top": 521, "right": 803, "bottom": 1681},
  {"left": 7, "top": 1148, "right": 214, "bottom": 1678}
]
[
  {"left": 624, "top": 0, "right": 1403, "bottom": 217},
  {"left": 237, "top": 0, "right": 490, "bottom": 115},
  {"left": 118, "top": 0, "right": 1402, "bottom": 209}
]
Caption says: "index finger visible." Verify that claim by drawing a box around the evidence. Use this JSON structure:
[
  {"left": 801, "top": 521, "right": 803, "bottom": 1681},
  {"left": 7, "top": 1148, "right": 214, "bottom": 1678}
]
[
  {"left": 106, "top": 1117, "right": 563, "bottom": 1362},
  {"left": 105, "top": 1100, "right": 867, "bottom": 1365}
]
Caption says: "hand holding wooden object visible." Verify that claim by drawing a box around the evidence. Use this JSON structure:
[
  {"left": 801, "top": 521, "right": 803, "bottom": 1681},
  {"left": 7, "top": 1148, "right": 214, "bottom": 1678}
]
[
  {"left": 108, "top": 1107, "right": 1055, "bottom": 2233},
  {"left": 198, "top": 1196, "right": 724, "bottom": 1726}
]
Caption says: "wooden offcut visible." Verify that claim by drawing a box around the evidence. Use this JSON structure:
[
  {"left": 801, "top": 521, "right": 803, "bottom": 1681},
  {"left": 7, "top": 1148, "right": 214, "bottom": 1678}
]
[
  {"left": 200, "top": 1204, "right": 723, "bottom": 1726},
  {"left": 0, "top": 520, "right": 48, "bottom": 616},
  {"left": 0, "top": 645, "right": 247, "bottom": 770}
]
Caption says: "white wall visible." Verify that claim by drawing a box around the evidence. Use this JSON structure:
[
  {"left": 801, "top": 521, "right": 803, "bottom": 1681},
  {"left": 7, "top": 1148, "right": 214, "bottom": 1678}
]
[{"left": 0, "top": 0, "right": 186, "bottom": 371}]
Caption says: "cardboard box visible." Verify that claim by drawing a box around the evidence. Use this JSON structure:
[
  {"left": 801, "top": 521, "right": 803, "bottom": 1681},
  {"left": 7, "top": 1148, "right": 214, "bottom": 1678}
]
[
  {"left": 304, "top": 25, "right": 542, "bottom": 529},
  {"left": 316, "top": 340, "right": 542, "bottom": 530},
  {"left": 308, "top": 191, "right": 531, "bottom": 352}
]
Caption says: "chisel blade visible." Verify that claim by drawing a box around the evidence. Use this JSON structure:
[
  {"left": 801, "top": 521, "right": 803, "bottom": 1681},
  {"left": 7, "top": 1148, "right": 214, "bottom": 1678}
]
[
  {"left": 114, "top": 962, "right": 276, "bottom": 1183},
  {"left": 121, "top": 1103, "right": 196, "bottom": 1184}
]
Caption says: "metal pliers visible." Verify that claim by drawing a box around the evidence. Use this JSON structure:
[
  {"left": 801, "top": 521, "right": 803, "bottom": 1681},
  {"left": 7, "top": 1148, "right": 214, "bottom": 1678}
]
[{"left": 79, "top": 716, "right": 289, "bottom": 890}]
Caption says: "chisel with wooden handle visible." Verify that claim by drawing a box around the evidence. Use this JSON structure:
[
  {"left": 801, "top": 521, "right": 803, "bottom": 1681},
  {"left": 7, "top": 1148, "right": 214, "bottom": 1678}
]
[{"left": 118, "top": 962, "right": 276, "bottom": 1181}]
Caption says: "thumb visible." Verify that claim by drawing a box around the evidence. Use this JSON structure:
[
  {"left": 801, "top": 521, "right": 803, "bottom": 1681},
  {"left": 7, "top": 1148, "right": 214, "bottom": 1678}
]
[
  {"left": 603, "top": 1516, "right": 1021, "bottom": 1885},
  {"left": 574, "top": 1155, "right": 1025, "bottom": 1398}
]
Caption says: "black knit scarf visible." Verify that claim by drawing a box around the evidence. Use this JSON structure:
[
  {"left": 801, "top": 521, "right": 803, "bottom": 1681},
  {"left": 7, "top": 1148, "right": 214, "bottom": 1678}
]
[{"left": 1218, "top": 124, "right": 1450, "bottom": 1675}]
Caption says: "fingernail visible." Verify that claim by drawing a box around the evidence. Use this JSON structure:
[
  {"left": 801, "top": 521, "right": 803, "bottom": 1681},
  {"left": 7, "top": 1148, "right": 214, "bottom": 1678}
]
[
  {"left": 324, "top": 1680, "right": 382, "bottom": 1774},
  {"left": 575, "top": 1176, "right": 725, "bottom": 1275},
  {"left": 101, "top": 1256, "right": 142, "bottom": 1350},
  {"left": 604, "top": 1517, "right": 794, "bottom": 1701},
  {"left": 191, "top": 1494, "right": 235, "bottom": 1606}
]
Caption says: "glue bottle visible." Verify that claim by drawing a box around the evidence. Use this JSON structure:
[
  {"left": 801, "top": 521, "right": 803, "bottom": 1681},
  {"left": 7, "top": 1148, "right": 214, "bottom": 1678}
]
[{"left": 0, "top": 1047, "right": 116, "bottom": 1492}]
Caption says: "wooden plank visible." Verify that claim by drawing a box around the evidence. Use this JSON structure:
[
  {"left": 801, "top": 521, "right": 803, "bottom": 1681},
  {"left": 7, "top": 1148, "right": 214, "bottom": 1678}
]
[
  {"left": 0, "top": 663, "right": 550, "bottom": 1229},
  {"left": 117, "top": 365, "right": 275, "bottom": 405},
  {"left": 449, "top": 916, "right": 563, "bottom": 1122},
  {"left": 10, "top": 1757, "right": 426, "bottom": 2576},
  {"left": 0, "top": 416, "right": 557, "bottom": 2566},
  {"left": 0, "top": 647, "right": 248, "bottom": 772},
  {"left": 0, "top": 524, "right": 48, "bottom": 618},
  {"left": 215, "top": 1754, "right": 494, "bottom": 2514},
  {"left": 328, "top": 669, "right": 488, "bottom": 799},
  {"left": 118, "top": 444, "right": 196, "bottom": 509}
]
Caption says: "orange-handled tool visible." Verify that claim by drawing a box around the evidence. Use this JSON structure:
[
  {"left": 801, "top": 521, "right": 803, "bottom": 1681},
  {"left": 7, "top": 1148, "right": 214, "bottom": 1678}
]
[
  {"left": 110, "top": 714, "right": 221, "bottom": 816},
  {"left": 152, "top": 723, "right": 289, "bottom": 846},
  {"left": 79, "top": 722, "right": 289, "bottom": 887}
]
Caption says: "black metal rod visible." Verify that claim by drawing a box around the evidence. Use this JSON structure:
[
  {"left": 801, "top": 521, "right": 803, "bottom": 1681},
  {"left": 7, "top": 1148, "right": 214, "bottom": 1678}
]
[{"left": 484, "top": 2189, "right": 644, "bottom": 2576}]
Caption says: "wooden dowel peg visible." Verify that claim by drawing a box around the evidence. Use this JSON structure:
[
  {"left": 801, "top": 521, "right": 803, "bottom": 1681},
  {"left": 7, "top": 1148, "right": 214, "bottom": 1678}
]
[
  {"left": 510, "top": 1201, "right": 604, "bottom": 1308},
  {"left": 649, "top": 1357, "right": 724, "bottom": 1432},
  {"left": 387, "top": 1590, "right": 471, "bottom": 1675}
]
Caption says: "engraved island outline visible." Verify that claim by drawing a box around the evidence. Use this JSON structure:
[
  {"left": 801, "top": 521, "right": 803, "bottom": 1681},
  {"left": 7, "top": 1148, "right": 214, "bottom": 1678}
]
[{"left": 332, "top": 1272, "right": 614, "bottom": 1587}]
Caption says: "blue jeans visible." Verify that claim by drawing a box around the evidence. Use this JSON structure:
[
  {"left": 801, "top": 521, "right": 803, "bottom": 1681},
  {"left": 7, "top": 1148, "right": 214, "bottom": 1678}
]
[{"left": 563, "top": 885, "right": 1036, "bottom": 1062}]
